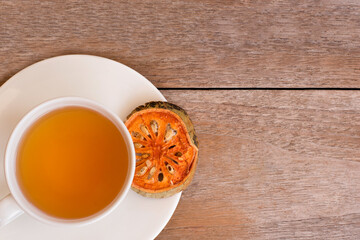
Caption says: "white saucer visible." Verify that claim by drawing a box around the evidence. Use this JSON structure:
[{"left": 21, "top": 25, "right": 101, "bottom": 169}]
[{"left": 0, "top": 55, "right": 180, "bottom": 240}]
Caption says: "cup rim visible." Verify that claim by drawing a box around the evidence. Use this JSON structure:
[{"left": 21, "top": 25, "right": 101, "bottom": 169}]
[{"left": 4, "top": 97, "right": 135, "bottom": 227}]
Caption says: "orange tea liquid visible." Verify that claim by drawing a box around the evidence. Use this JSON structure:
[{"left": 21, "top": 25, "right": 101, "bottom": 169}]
[{"left": 17, "top": 107, "right": 128, "bottom": 219}]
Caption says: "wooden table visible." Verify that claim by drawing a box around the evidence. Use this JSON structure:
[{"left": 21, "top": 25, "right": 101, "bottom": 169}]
[{"left": 1, "top": 1, "right": 360, "bottom": 239}]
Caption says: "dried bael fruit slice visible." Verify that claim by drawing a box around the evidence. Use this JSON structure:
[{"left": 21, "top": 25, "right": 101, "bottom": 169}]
[{"left": 125, "top": 101, "right": 198, "bottom": 198}]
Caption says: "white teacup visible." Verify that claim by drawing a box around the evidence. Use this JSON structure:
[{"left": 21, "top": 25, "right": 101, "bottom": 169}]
[{"left": 0, "top": 97, "right": 135, "bottom": 227}]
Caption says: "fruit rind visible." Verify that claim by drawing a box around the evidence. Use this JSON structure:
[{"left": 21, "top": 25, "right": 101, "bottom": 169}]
[{"left": 126, "top": 101, "right": 198, "bottom": 198}]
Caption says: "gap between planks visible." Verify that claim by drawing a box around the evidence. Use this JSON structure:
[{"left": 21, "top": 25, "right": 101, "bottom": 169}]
[{"left": 158, "top": 88, "right": 360, "bottom": 91}]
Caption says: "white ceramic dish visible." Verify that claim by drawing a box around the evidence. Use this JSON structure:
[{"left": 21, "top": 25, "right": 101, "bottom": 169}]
[{"left": 0, "top": 55, "right": 181, "bottom": 240}]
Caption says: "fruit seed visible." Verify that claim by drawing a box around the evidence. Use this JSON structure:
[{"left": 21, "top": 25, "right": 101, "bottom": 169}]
[{"left": 137, "top": 166, "right": 148, "bottom": 176}]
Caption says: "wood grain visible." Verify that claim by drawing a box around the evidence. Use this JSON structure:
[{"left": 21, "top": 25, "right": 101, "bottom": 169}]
[
  {"left": 0, "top": 0, "right": 360, "bottom": 88},
  {"left": 1, "top": 1, "right": 360, "bottom": 239},
  {"left": 156, "top": 90, "right": 360, "bottom": 239}
]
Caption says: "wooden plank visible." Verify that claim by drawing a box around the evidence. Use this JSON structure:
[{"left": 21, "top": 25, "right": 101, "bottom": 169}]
[
  {"left": 156, "top": 90, "right": 360, "bottom": 239},
  {"left": 0, "top": 1, "right": 359, "bottom": 88}
]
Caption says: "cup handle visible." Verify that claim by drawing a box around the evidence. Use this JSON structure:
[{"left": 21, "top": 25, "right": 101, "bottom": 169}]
[{"left": 0, "top": 194, "right": 23, "bottom": 228}]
